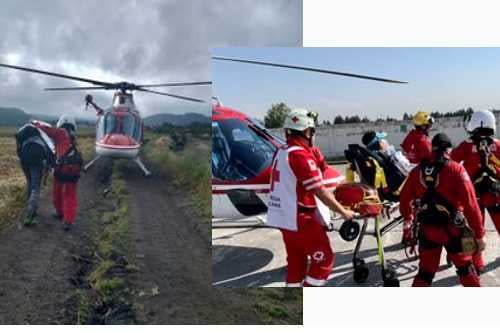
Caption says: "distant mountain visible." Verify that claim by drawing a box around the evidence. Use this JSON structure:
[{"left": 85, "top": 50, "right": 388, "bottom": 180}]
[
  {"left": 0, "top": 107, "right": 31, "bottom": 126},
  {"left": 1, "top": 105, "right": 209, "bottom": 128},
  {"left": 144, "top": 112, "right": 210, "bottom": 127}
]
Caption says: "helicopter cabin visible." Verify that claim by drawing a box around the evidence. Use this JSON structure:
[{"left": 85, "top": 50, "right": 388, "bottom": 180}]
[
  {"left": 212, "top": 113, "right": 282, "bottom": 181},
  {"left": 95, "top": 92, "right": 143, "bottom": 144}
]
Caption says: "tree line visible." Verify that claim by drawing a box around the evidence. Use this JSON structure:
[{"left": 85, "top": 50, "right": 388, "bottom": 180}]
[{"left": 263, "top": 103, "right": 495, "bottom": 128}]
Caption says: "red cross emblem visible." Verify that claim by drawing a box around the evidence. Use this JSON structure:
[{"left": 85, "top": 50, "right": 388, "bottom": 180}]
[{"left": 292, "top": 116, "right": 299, "bottom": 123}]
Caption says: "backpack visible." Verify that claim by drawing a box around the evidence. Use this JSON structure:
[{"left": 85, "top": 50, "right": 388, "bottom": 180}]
[{"left": 15, "top": 124, "right": 56, "bottom": 167}]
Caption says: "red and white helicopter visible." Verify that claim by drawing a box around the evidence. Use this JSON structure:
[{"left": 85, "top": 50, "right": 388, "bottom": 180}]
[
  {"left": 0, "top": 63, "right": 209, "bottom": 176},
  {"left": 211, "top": 56, "right": 407, "bottom": 221}
]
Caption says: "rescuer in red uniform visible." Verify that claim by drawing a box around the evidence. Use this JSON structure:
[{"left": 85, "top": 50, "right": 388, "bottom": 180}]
[
  {"left": 400, "top": 133, "right": 486, "bottom": 287},
  {"left": 266, "top": 109, "right": 355, "bottom": 287},
  {"left": 451, "top": 109, "right": 500, "bottom": 273},
  {"left": 34, "top": 115, "right": 83, "bottom": 231},
  {"left": 401, "top": 111, "right": 433, "bottom": 164}
]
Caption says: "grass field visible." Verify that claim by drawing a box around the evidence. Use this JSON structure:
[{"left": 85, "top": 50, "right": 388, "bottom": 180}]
[
  {"left": 144, "top": 130, "right": 211, "bottom": 219},
  {"left": 0, "top": 130, "right": 26, "bottom": 231}
]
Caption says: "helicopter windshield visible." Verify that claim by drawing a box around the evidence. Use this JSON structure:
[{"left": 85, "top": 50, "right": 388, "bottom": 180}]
[
  {"left": 212, "top": 118, "right": 277, "bottom": 181},
  {"left": 96, "top": 112, "right": 142, "bottom": 142}
]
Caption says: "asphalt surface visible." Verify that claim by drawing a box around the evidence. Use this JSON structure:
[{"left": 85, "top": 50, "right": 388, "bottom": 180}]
[{"left": 212, "top": 165, "right": 500, "bottom": 287}]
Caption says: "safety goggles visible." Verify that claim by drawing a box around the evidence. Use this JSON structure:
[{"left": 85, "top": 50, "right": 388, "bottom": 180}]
[{"left": 366, "top": 131, "right": 387, "bottom": 149}]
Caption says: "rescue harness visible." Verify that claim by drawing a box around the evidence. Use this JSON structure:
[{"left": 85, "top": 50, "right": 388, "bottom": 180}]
[
  {"left": 408, "top": 158, "right": 477, "bottom": 257},
  {"left": 54, "top": 140, "right": 84, "bottom": 183},
  {"left": 415, "top": 158, "right": 465, "bottom": 228},
  {"left": 471, "top": 137, "right": 500, "bottom": 196}
]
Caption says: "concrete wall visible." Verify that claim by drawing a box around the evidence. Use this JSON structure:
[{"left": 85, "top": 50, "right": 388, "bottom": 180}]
[{"left": 270, "top": 111, "right": 500, "bottom": 159}]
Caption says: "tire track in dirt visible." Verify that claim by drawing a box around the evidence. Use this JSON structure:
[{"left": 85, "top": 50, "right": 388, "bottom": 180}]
[
  {"left": 123, "top": 161, "right": 271, "bottom": 324},
  {"left": 0, "top": 164, "right": 102, "bottom": 324}
]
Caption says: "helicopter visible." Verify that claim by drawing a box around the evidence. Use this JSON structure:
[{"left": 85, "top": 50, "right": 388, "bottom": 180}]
[
  {"left": 0, "top": 63, "right": 210, "bottom": 176},
  {"left": 211, "top": 56, "right": 407, "bottom": 221}
]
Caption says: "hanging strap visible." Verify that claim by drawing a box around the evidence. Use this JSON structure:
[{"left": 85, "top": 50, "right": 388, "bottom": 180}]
[{"left": 419, "top": 158, "right": 456, "bottom": 216}]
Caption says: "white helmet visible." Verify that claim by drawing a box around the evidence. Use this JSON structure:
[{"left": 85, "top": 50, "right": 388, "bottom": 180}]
[
  {"left": 283, "top": 108, "right": 317, "bottom": 131},
  {"left": 466, "top": 109, "right": 496, "bottom": 134},
  {"left": 56, "top": 114, "right": 77, "bottom": 131}
]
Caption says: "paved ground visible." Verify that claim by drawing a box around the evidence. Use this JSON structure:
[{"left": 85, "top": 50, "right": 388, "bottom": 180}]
[{"left": 212, "top": 164, "right": 500, "bottom": 287}]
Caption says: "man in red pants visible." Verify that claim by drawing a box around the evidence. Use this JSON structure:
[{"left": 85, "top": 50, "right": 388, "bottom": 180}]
[
  {"left": 400, "top": 133, "right": 486, "bottom": 287},
  {"left": 451, "top": 109, "right": 500, "bottom": 273},
  {"left": 401, "top": 111, "right": 433, "bottom": 165},
  {"left": 266, "top": 109, "right": 355, "bottom": 287},
  {"left": 34, "top": 114, "right": 82, "bottom": 231}
]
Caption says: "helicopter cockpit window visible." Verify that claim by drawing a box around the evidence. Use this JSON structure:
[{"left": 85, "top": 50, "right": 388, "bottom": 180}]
[
  {"left": 96, "top": 112, "right": 142, "bottom": 142},
  {"left": 212, "top": 119, "right": 277, "bottom": 181},
  {"left": 122, "top": 113, "right": 141, "bottom": 141}
]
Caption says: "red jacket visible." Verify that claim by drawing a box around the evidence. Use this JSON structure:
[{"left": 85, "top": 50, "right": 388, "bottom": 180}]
[
  {"left": 401, "top": 129, "right": 432, "bottom": 164},
  {"left": 451, "top": 138, "right": 500, "bottom": 180},
  {"left": 399, "top": 154, "right": 485, "bottom": 239},
  {"left": 34, "top": 123, "right": 81, "bottom": 178},
  {"left": 283, "top": 137, "right": 327, "bottom": 208}
]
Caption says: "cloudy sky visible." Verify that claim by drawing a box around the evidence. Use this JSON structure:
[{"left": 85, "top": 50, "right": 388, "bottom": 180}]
[
  {"left": 0, "top": 0, "right": 302, "bottom": 119},
  {"left": 213, "top": 47, "right": 500, "bottom": 122}
]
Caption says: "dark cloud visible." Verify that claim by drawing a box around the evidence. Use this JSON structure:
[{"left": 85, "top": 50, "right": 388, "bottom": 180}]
[{"left": 0, "top": 0, "right": 302, "bottom": 117}]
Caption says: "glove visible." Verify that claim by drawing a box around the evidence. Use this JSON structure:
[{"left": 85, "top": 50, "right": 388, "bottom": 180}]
[
  {"left": 402, "top": 220, "right": 417, "bottom": 256},
  {"left": 402, "top": 227, "right": 413, "bottom": 246}
]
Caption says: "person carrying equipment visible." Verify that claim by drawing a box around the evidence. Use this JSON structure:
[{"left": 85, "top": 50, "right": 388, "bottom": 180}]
[
  {"left": 266, "top": 109, "right": 356, "bottom": 287},
  {"left": 451, "top": 109, "right": 500, "bottom": 273},
  {"left": 401, "top": 111, "right": 433, "bottom": 164},
  {"left": 399, "top": 133, "right": 486, "bottom": 287},
  {"left": 33, "top": 115, "right": 83, "bottom": 231},
  {"left": 15, "top": 122, "right": 56, "bottom": 225}
]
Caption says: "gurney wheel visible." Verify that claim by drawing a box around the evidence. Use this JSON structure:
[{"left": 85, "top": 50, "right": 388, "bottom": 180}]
[
  {"left": 353, "top": 265, "right": 369, "bottom": 284},
  {"left": 339, "top": 220, "right": 360, "bottom": 242},
  {"left": 382, "top": 269, "right": 400, "bottom": 287}
]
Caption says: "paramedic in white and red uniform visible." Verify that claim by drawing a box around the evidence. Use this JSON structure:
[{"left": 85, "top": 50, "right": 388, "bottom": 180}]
[{"left": 266, "top": 109, "right": 355, "bottom": 287}]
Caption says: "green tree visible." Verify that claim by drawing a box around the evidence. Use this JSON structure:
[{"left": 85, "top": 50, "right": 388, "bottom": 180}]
[
  {"left": 333, "top": 115, "right": 344, "bottom": 124},
  {"left": 264, "top": 102, "right": 291, "bottom": 128}
]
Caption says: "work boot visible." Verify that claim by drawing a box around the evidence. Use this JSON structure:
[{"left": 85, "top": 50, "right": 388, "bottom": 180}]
[{"left": 23, "top": 210, "right": 38, "bottom": 226}]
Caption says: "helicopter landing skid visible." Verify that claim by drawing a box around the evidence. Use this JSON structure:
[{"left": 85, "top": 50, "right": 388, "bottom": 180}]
[
  {"left": 134, "top": 157, "right": 152, "bottom": 177},
  {"left": 83, "top": 155, "right": 102, "bottom": 172}
]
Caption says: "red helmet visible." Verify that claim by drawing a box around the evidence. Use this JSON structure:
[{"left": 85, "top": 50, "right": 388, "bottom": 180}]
[{"left": 334, "top": 183, "right": 383, "bottom": 217}]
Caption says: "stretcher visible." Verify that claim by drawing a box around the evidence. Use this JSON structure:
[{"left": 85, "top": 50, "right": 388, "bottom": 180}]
[{"left": 334, "top": 144, "right": 408, "bottom": 286}]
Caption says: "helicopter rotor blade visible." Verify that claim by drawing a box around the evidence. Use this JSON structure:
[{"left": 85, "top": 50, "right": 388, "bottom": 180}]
[
  {"left": 45, "top": 86, "right": 111, "bottom": 91},
  {"left": 212, "top": 56, "right": 408, "bottom": 84},
  {"left": 0, "top": 63, "right": 113, "bottom": 87},
  {"left": 138, "top": 81, "right": 212, "bottom": 88},
  {"left": 137, "top": 88, "right": 207, "bottom": 103}
]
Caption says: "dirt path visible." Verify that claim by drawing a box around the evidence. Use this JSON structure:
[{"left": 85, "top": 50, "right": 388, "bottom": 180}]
[
  {"left": 123, "top": 161, "right": 276, "bottom": 324},
  {"left": 0, "top": 164, "right": 101, "bottom": 324},
  {"left": 0, "top": 157, "right": 302, "bottom": 325}
]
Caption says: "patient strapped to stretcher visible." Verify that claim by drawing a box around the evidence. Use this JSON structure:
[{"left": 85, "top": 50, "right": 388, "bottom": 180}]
[{"left": 345, "top": 131, "right": 410, "bottom": 202}]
